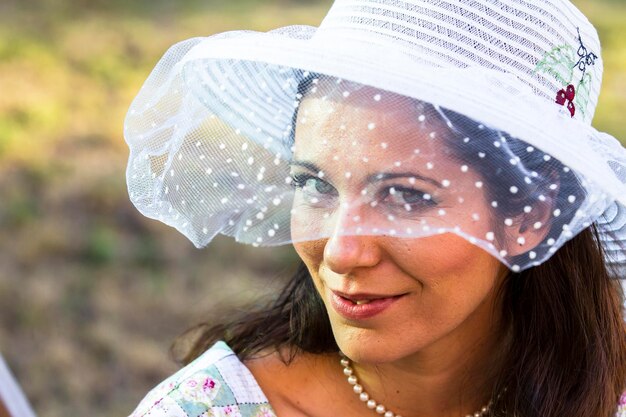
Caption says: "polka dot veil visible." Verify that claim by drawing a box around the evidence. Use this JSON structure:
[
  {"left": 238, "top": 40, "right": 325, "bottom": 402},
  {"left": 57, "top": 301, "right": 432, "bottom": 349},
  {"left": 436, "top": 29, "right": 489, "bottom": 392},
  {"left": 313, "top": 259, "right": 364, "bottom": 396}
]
[{"left": 125, "top": 56, "right": 625, "bottom": 273}]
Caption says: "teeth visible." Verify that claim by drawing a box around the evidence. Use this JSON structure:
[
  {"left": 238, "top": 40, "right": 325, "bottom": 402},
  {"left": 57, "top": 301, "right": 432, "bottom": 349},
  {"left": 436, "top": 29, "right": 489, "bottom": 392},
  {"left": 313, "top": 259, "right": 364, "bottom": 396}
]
[{"left": 355, "top": 300, "right": 371, "bottom": 305}]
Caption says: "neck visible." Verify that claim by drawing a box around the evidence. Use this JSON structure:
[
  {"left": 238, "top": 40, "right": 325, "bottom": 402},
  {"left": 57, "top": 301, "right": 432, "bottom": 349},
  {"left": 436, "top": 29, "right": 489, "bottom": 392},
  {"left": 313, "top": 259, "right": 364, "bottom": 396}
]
[{"left": 341, "top": 314, "right": 508, "bottom": 417}]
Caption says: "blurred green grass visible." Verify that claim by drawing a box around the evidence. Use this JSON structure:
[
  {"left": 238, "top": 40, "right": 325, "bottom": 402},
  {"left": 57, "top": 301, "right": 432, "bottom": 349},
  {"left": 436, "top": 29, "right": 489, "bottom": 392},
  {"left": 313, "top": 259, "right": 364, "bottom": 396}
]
[{"left": 0, "top": 1, "right": 625, "bottom": 416}]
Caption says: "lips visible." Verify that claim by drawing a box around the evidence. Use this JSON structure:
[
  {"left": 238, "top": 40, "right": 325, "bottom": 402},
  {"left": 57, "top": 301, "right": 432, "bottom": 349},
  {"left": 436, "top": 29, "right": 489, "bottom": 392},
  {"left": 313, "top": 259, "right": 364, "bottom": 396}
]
[
  {"left": 333, "top": 290, "right": 400, "bottom": 302},
  {"left": 330, "top": 290, "right": 406, "bottom": 320}
]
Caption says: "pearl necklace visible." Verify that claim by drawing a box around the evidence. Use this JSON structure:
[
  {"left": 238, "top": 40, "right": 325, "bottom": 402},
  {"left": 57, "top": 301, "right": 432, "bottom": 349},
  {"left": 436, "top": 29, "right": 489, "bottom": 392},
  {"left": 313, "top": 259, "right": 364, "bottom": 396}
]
[{"left": 339, "top": 353, "right": 491, "bottom": 417}]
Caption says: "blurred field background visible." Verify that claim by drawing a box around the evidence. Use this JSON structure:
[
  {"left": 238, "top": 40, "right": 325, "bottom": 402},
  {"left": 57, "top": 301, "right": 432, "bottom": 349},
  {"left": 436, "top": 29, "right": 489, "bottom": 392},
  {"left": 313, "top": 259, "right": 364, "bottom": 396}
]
[{"left": 0, "top": 0, "right": 624, "bottom": 416}]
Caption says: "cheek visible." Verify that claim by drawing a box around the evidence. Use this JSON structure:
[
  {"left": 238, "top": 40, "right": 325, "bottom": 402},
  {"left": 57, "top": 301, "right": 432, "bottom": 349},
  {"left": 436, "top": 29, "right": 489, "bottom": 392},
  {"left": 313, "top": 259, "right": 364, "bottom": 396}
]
[
  {"left": 293, "top": 240, "right": 325, "bottom": 271},
  {"left": 392, "top": 237, "right": 504, "bottom": 310},
  {"left": 293, "top": 240, "right": 331, "bottom": 302},
  {"left": 394, "top": 236, "right": 494, "bottom": 276}
]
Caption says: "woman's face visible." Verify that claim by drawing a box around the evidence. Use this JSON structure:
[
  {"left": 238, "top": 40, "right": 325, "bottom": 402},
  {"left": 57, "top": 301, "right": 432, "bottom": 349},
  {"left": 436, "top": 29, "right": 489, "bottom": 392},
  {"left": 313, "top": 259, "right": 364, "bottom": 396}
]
[{"left": 290, "top": 82, "right": 508, "bottom": 363}]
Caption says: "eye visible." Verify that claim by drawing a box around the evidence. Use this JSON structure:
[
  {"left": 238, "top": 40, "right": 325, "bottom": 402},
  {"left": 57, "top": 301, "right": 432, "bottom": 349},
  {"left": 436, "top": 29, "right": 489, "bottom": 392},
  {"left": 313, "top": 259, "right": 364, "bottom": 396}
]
[
  {"left": 380, "top": 186, "right": 437, "bottom": 211},
  {"left": 291, "top": 173, "right": 338, "bottom": 197}
]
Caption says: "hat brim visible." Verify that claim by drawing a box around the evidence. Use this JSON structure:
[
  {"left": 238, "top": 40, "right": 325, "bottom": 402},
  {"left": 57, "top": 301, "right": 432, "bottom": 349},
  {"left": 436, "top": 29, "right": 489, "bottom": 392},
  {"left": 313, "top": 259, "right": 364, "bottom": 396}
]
[{"left": 125, "top": 27, "right": 626, "bottom": 271}]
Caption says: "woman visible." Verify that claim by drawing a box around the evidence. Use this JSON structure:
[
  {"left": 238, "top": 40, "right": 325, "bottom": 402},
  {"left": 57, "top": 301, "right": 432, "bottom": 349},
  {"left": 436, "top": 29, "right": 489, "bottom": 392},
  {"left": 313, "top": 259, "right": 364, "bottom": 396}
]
[{"left": 124, "top": 0, "right": 626, "bottom": 416}]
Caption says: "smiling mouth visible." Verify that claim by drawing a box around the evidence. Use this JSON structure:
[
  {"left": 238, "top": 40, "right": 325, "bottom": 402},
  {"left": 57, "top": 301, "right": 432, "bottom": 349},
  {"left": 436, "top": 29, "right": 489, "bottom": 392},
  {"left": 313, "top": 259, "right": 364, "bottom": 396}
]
[
  {"left": 339, "top": 294, "right": 404, "bottom": 306},
  {"left": 333, "top": 291, "right": 406, "bottom": 303},
  {"left": 329, "top": 291, "right": 407, "bottom": 320},
  {"left": 339, "top": 295, "right": 401, "bottom": 305}
]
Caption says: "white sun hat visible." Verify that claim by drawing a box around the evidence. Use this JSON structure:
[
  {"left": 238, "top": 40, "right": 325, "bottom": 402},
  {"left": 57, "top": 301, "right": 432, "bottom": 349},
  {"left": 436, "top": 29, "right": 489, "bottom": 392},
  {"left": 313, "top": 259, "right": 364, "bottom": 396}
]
[{"left": 124, "top": 0, "right": 626, "bottom": 273}]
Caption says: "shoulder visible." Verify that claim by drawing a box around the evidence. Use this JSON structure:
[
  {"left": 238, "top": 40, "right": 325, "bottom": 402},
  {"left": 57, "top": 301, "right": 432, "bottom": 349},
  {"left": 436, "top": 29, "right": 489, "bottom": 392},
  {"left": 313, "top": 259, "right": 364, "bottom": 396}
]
[
  {"left": 244, "top": 348, "right": 345, "bottom": 417},
  {"left": 128, "top": 341, "right": 276, "bottom": 417}
]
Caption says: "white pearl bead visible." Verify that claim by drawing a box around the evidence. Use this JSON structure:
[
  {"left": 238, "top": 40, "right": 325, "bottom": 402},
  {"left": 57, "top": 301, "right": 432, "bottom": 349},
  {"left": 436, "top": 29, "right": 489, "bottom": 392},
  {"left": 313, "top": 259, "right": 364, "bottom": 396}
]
[
  {"left": 367, "top": 399, "right": 377, "bottom": 409},
  {"left": 348, "top": 375, "right": 357, "bottom": 385},
  {"left": 384, "top": 411, "right": 394, "bottom": 417},
  {"left": 482, "top": 406, "right": 489, "bottom": 413},
  {"left": 376, "top": 404, "right": 386, "bottom": 414},
  {"left": 359, "top": 392, "right": 369, "bottom": 402},
  {"left": 343, "top": 367, "right": 353, "bottom": 376},
  {"left": 340, "top": 358, "right": 350, "bottom": 367},
  {"left": 353, "top": 384, "right": 363, "bottom": 394}
]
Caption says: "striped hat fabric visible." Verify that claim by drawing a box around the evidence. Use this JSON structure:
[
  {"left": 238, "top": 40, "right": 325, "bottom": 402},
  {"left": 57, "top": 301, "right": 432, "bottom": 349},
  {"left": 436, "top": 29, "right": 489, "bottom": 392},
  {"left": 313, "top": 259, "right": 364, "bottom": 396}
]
[{"left": 124, "top": 0, "right": 626, "bottom": 273}]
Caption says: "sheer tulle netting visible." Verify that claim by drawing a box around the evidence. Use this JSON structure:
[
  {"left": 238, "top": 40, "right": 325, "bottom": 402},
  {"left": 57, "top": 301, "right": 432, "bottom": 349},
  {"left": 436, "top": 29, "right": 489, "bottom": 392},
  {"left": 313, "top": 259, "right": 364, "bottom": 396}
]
[{"left": 124, "top": 0, "right": 626, "bottom": 274}]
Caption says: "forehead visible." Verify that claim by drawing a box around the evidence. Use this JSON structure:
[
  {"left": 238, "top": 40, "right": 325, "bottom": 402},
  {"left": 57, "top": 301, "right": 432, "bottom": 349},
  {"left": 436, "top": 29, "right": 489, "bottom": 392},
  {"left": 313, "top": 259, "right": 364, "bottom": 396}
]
[{"left": 293, "top": 83, "right": 458, "bottom": 173}]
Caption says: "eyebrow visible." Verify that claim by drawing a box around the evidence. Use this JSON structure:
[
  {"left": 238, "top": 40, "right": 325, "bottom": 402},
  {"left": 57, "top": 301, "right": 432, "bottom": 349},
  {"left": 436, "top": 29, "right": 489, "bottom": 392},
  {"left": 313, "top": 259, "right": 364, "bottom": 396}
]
[
  {"left": 367, "top": 172, "right": 443, "bottom": 188},
  {"left": 289, "top": 160, "right": 443, "bottom": 188},
  {"left": 289, "top": 160, "right": 321, "bottom": 173}
]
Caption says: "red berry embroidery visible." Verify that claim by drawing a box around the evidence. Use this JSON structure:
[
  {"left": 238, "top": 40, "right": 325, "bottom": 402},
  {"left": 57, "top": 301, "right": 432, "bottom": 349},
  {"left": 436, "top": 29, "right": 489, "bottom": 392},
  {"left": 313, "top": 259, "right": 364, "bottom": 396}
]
[
  {"left": 536, "top": 27, "right": 596, "bottom": 120},
  {"left": 565, "top": 84, "right": 575, "bottom": 101},
  {"left": 567, "top": 100, "right": 576, "bottom": 117},
  {"left": 555, "top": 84, "right": 576, "bottom": 117}
]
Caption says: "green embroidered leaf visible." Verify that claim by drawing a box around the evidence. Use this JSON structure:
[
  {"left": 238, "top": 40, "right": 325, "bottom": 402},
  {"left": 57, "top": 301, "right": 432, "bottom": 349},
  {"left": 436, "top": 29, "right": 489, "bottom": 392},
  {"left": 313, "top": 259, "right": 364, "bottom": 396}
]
[
  {"left": 575, "top": 72, "right": 593, "bottom": 119},
  {"left": 534, "top": 45, "right": 576, "bottom": 85}
]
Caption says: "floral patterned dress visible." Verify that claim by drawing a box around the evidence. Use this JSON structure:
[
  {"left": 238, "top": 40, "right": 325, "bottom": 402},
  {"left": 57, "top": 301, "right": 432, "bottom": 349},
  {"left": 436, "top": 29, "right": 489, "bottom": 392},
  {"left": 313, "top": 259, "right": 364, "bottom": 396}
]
[
  {"left": 130, "top": 341, "right": 626, "bottom": 417},
  {"left": 619, "top": 393, "right": 626, "bottom": 417},
  {"left": 129, "top": 341, "right": 276, "bottom": 417}
]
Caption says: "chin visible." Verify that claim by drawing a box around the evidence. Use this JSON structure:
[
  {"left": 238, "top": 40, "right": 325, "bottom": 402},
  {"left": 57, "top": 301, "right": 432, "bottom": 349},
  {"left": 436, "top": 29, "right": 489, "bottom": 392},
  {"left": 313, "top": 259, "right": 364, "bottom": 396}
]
[{"left": 331, "top": 322, "right": 426, "bottom": 364}]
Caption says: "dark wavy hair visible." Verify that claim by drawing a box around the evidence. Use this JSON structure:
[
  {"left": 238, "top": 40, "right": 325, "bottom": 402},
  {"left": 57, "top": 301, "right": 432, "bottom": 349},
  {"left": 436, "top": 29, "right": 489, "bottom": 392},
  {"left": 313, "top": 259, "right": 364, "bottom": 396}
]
[{"left": 173, "top": 74, "right": 626, "bottom": 417}]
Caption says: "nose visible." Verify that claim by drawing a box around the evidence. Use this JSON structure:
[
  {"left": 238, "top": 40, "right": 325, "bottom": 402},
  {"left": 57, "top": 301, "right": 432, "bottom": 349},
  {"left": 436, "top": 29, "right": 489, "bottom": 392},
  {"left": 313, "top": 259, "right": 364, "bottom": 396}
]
[{"left": 323, "top": 212, "right": 382, "bottom": 275}]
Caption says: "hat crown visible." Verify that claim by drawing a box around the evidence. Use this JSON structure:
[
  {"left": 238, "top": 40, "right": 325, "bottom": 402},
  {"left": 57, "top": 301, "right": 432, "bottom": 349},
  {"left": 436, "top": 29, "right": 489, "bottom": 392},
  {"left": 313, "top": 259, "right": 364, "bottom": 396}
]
[{"left": 315, "top": 0, "right": 603, "bottom": 123}]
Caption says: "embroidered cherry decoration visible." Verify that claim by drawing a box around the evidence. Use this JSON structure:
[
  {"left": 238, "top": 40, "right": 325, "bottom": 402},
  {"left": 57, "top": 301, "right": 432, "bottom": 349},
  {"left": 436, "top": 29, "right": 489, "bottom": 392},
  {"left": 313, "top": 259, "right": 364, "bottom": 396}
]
[
  {"left": 565, "top": 85, "right": 575, "bottom": 101},
  {"left": 567, "top": 100, "right": 576, "bottom": 117},
  {"left": 555, "top": 84, "right": 576, "bottom": 117}
]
